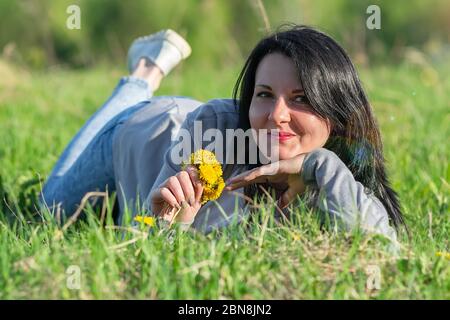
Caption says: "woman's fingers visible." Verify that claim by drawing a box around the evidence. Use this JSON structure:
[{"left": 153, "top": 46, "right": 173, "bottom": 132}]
[
  {"left": 185, "top": 165, "right": 200, "bottom": 186},
  {"left": 152, "top": 165, "right": 207, "bottom": 222},
  {"left": 166, "top": 176, "right": 186, "bottom": 205},
  {"left": 161, "top": 204, "right": 178, "bottom": 221},
  {"left": 164, "top": 170, "right": 197, "bottom": 207},
  {"left": 225, "top": 167, "right": 269, "bottom": 190},
  {"left": 225, "top": 168, "right": 257, "bottom": 186},
  {"left": 194, "top": 181, "right": 204, "bottom": 205},
  {"left": 225, "top": 158, "right": 301, "bottom": 191},
  {"left": 225, "top": 176, "right": 266, "bottom": 190},
  {"left": 186, "top": 166, "right": 204, "bottom": 205},
  {"left": 225, "top": 161, "right": 283, "bottom": 190},
  {"left": 176, "top": 170, "right": 196, "bottom": 206},
  {"left": 159, "top": 187, "right": 180, "bottom": 209}
]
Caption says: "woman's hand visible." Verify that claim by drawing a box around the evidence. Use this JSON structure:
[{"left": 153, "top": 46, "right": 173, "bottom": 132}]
[
  {"left": 150, "top": 165, "right": 204, "bottom": 225},
  {"left": 225, "top": 153, "right": 308, "bottom": 209}
]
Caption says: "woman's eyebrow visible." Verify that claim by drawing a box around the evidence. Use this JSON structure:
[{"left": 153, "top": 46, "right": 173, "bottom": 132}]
[
  {"left": 255, "top": 84, "right": 272, "bottom": 90},
  {"left": 255, "top": 85, "right": 304, "bottom": 93}
]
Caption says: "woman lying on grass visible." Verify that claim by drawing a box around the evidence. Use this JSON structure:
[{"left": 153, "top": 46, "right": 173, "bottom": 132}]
[{"left": 39, "top": 24, "right": 407, "bottom": 245}]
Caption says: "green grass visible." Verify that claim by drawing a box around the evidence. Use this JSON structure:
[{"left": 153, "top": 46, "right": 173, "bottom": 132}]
[{"left": 0, "top": 58, "right": 448, "bottom": 299}]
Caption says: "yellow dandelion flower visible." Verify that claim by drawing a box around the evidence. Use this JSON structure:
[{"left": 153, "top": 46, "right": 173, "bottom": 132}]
[
  {"left": 435, "top": 251, "right": 450, "bottom": 260},
  {"left": 189, "top": 149, "right": 219, "bottom": 165},
  {"left": 182, "top": 149, "right": 225, "bottom": 205},
  {"left": 199, "top": 163, "right": 220, "bottom": 185},
  {"left": 292, "top": 232, "right": 301, "bottom": 241},
  {"left": 214, "top": 179, "right": 225, "bottom": 196},
  {"left": 134, "top": 215, "right": 156, "bottom": 227}
]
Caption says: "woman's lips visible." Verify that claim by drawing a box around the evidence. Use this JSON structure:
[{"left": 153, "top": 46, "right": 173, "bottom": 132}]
[{"left": 267, "top": 131, "right": 296, "bottom": 141}]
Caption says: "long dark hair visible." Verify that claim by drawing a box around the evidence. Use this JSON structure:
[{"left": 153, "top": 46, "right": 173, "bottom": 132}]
[{"left": 232, "top": 24, "right": 407, "bottom": 233}]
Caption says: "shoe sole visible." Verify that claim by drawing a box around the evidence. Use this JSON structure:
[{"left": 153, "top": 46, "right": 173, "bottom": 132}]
[{"left": 130, "top": 29, "right": 191, "bottom": 59}]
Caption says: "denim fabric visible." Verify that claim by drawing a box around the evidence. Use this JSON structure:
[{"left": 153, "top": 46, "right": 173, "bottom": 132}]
[{"left": 39, "top": 76, "right": 152, "bottom": 216}]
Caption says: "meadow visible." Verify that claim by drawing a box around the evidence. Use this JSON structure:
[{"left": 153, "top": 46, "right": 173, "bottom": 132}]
[{"left": 0, "top": 56, "right": 448, "bottom": 299}]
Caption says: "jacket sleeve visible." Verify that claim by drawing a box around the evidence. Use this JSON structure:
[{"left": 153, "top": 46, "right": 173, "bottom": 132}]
[
  {"left": 141, "top": 105, "right": 200, "bottom": 213},
  {"left": 141, "top": 98, "right": 240, "bottom": 221},
  {"left": 300, "top": 148, "right": 398, "bottom": 243}
]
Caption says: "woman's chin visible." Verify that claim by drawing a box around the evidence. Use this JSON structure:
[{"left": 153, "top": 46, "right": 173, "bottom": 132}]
[
  {"left": 277, "top": 148, "right": 301, "bottom": 160},
  {"left": 257, "top": 143, "right": 302, "bottom": 162}
]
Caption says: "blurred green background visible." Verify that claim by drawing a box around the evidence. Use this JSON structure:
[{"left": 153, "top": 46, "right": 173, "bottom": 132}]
[{"left": 0, "top": 0, "right": 449, "bottom": 70}]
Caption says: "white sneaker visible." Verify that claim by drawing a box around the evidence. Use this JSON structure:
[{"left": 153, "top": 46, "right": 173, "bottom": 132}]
[{"left": 127, "top": 29, "right": 191, "bottom": 75}]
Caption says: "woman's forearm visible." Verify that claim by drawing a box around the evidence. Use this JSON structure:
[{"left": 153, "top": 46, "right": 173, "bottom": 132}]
[{"left": 300, "top": 148, "right": 397, "bottom": 241}]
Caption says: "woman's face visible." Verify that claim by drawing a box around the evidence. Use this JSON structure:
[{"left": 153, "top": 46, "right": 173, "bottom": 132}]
[{"left": 249, "top": 52, "right": 332, "bottom": 160}]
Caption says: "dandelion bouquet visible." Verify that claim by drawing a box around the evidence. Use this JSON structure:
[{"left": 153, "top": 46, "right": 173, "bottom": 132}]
[
  {"left": 181, "top": 149, "right": 225, "bottom": 205},
  {"left": 134, "top": 149, "right": 225, "bottom": 229}
]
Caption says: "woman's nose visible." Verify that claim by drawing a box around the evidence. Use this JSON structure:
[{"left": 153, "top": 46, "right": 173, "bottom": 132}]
[{"left": 268, "top": 96, "right": 290, "bottom": 123}]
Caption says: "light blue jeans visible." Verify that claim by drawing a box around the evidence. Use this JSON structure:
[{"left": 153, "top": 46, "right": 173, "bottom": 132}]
[{"left": 39, "top": 76, "right": 154, "bottom": 217}]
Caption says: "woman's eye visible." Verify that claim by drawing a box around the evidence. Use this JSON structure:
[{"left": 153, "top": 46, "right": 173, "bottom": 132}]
[
  {"left": 293, "top": 95, "right": 309, "bottom": 104},
  {"left": 256, "top": 91, "right": 272, "bottom": 98}
]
